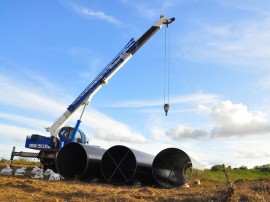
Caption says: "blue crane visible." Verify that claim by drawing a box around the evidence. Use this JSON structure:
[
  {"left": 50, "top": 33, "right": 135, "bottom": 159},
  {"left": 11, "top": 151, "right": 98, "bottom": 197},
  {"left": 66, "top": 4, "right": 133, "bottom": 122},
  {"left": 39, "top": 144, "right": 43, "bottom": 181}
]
[{"left": 24, "top": 15, "right": 175, "bottom": 170}]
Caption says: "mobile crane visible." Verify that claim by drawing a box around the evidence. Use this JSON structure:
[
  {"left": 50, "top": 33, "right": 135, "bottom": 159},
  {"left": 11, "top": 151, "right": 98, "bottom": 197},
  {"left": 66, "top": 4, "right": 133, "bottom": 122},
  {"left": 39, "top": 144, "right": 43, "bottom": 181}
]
[{"left": 20, "top": 15, "right": 175, "bottom": 170}]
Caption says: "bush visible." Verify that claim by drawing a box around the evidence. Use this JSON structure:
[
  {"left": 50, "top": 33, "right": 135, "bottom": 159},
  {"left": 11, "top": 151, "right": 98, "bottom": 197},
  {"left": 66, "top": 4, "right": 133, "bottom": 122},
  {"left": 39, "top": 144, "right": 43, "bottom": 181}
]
[
  {"left": 0, "top": 158, "right": 9, "bottom": 164},
  {"left": 239, "top": 166, "right": 248, "bottom": 170},
  {"left": 210, "top": 165, "right": 223, "bottom": 171},
  {"left": 255, "top": 164, "right": 270, "bottom": 172}
]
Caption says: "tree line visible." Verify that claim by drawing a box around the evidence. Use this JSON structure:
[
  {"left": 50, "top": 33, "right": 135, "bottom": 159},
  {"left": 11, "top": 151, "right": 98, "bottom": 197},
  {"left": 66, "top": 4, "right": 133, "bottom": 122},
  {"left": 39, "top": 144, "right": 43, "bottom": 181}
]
[{"left": 210, "top": 164, "right": 270, "bottom": 172}]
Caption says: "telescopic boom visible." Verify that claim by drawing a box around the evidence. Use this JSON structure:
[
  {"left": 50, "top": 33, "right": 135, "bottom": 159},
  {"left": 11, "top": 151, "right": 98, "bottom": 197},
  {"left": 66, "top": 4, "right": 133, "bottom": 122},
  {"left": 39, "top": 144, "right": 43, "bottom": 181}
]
[{"left": 47, "top": 15, "right": 175, "bottom": 138}]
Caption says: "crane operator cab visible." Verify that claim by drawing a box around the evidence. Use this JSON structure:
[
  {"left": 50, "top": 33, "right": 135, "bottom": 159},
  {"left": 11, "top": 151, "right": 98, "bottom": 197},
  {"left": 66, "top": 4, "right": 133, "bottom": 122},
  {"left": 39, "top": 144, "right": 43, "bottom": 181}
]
[{"left": 58, "top": 126, "right": 88, "bottom": 145}]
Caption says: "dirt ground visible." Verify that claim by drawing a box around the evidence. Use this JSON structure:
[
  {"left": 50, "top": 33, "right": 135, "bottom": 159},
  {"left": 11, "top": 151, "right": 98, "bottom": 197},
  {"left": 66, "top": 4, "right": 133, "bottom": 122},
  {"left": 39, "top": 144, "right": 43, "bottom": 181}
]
[{"left": 0, "top": 165, "right": 269, "bottom": 202}]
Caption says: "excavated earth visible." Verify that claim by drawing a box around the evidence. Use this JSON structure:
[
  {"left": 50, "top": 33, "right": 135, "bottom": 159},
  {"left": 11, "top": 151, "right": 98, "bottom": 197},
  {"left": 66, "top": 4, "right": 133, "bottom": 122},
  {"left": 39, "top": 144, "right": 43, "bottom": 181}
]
[{"left": 0, "top": 164, "right": 270, "bottom": 201}]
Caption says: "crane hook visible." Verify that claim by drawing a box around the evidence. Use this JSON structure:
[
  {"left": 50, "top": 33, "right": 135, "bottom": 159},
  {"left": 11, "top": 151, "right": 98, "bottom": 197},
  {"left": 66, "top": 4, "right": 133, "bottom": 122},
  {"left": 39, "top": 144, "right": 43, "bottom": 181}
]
[{"left": 164, "top": 103, "right": 169, "bottom": 116}]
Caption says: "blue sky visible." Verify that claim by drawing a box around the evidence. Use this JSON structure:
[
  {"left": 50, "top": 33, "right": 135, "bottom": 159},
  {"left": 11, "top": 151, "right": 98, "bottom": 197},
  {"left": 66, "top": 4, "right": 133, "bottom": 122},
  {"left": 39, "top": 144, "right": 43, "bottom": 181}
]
[{"left": 1, "top": 0, "right": 270, "bottom": 168}]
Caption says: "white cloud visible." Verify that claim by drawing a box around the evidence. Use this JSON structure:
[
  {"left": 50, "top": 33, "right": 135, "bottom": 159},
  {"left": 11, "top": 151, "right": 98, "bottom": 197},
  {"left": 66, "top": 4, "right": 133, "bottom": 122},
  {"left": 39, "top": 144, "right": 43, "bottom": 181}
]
[
  {"left": 210, "top": 100, "right": 270, "bottom": 137},
  {"left": 0, "top": 123, "right": 43, "bottom": 143},
  {"left": 0, "top": 72, "right": 147, "bottom": 145},
  {"left": 82, "top": 109, "right": 147, "bottom": 143},
  {"left": 235, "top": 149, "right": 270, "bottom": 159},
  {"left": 225, "top": 138, "right": 270, "bottom": 168},
  {"left": 109, "top": 92, "right": 219, "bottom": 108},
  {"left": 0, "top": 144, "right": 38, "bottom": 159},
  {"left": 0, "top": 112, "right": 51, "bottom": 130},
  {"left": 150, "top": 126, "right": 170, "bottom": 142},
  {"left": 70, "top": 3, "right": 121, "bottom": 26},
  {"left": 149, "top": 114, "right": 208, "bottom": 142},
  {"left": 166, "top": 124, "right": 208, "bottom": 140},
  {"left": 22, "top": 70, "right": 65, "bottom": 96},
  {"left": 154, "top": 100, "right": 270, "bottom": 142},
  {"left": 0, "top": 74, "right": 64, "bottom": 115},
  {"left": 120, "top": 0, "right": 185, "bottom": 19},
  {"left": 178, "top": 136, "right": 270, "bottom": 168},
  {"left": 179, "top": 17, "right": 270, "bottom": 68},
  {"left": 120, "top": 0, "right": 157, "bottom": 18},
  {"left": 171, "top": 93, "right": 220, "bottom": 105},
  {"left": 218, "top": 0, "right": 270, "bottom": 16}
]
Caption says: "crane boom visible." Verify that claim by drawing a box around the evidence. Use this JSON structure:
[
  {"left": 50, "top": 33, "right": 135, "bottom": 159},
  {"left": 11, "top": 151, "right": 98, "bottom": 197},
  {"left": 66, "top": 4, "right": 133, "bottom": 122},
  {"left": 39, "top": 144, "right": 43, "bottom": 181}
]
[{"left": 47, "top": 15, "right": 175, "bottom": 137}]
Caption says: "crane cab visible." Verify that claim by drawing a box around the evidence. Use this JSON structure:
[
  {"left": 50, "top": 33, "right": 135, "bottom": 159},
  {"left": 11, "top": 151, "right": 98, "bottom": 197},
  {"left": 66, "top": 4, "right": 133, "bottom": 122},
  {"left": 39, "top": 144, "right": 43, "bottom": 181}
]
[{"left": 58, "top": 126, "right": 87, "bottom": 145}]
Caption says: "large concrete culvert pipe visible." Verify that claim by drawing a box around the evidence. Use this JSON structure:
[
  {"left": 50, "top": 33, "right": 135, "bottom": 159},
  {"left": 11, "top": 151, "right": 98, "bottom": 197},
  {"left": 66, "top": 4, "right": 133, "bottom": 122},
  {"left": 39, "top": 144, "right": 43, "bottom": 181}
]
[
  {"left": 56, "top": 142, "right": 106, "bottom": 180},
  {"left": 152, "top": 148, "right": 203, "bottom": 188},
  {"left": 101, "top": 145, "right": 155, "bottom": 185}
]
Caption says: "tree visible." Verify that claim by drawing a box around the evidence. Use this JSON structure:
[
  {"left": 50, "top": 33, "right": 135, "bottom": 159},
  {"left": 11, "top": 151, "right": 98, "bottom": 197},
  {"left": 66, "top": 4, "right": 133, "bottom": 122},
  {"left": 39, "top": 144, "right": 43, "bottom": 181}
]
[
  {"left": 259, "top": 164, "right": 270, "bottom": 172},
  {"left": 239, "top": 165, "right": 248, "bottom": 170},
  {"left": 211, "top": 165, "right": 223, "bottom": 171}
]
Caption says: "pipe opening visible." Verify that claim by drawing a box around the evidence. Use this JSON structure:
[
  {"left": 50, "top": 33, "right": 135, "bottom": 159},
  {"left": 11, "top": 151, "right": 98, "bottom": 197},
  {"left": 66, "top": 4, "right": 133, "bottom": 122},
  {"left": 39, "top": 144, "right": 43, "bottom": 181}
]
[
  {"left": 56, "top": 142, "right": 87, "bottom": 179},
  {"left": 183, "top": 162, "right": 192, "bottom": 180},
  {"left": 101, "top": 145, "right": 136, "bottom": 184},
  {"left": 152, "top": 148, "right": 193, "bottom": 188}
]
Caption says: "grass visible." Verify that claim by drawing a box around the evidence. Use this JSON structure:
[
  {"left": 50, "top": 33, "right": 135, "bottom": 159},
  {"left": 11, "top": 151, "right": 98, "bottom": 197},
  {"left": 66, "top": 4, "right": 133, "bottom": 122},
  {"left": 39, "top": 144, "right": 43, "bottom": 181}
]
[
  {"left": 202, "top": 169, "right": 270, "bottom": 182},
  {"left": 0, "top": 173, "right": 269, "bottom": 201},
  {"left": 1, "top": 157, "right": 39, "bottom": 166}
]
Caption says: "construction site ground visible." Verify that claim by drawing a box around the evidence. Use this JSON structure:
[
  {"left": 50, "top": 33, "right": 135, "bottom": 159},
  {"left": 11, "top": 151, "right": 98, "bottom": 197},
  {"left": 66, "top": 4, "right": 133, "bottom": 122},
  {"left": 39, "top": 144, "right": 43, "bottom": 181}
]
[{"left": 0, "top": 164, "right": 270, "bottom": 201}]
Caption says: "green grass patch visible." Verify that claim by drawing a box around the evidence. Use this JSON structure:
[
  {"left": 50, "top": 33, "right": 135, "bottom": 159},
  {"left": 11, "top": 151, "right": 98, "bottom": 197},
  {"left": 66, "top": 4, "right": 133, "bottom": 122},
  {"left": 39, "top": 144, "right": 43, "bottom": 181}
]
[{"left": 202, "top": 169, "right": 270, "bottom": 182}]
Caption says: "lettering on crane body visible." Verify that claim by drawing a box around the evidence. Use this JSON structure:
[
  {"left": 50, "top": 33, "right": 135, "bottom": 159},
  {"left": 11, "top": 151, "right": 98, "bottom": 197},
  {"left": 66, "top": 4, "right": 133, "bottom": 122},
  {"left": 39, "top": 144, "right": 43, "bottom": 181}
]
[{"left": 29, "top": 144, "right": 51, "bottom": 149}]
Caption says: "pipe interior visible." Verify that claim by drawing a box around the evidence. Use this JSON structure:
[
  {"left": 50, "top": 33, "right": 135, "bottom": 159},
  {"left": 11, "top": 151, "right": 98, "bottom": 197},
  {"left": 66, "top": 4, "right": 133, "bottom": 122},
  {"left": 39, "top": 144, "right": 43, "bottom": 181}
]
[
  {"left": 152, "top": 148, "right": 192, "bottom": 188},
  {"left": 56, "top": 143, "right": 87, "bottom": 179},
  {"left": 101, "top": 145, "right": 136, "bottom": 184}
]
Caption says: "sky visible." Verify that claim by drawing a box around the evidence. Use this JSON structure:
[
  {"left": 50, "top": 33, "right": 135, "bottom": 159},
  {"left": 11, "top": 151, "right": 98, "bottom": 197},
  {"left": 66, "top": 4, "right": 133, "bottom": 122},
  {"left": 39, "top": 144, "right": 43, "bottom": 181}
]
[{"left": 1, "top": 0, "right": 270, "bottom": 169}]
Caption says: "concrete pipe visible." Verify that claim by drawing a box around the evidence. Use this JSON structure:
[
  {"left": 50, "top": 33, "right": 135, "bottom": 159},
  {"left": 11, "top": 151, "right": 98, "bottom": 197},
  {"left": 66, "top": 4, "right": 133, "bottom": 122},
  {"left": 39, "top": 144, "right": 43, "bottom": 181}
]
[
  {"left": 152, "top": 148, "right": 203, "bottom": 188},
  {"left": 56, "top": 142, "right": 106, "bottom": 180},
  {"left": 101, "top": 145, "right": 155, "bottom": 185}
]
